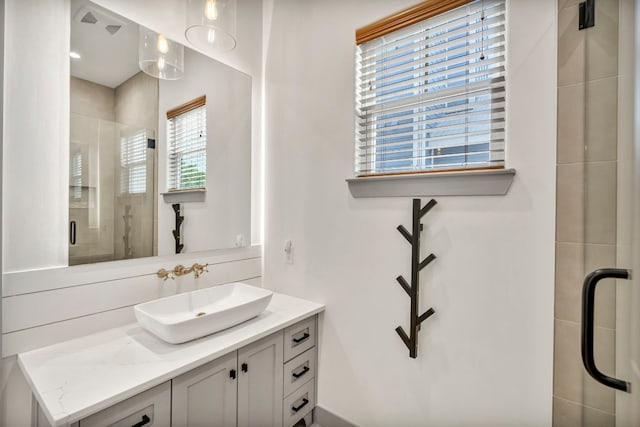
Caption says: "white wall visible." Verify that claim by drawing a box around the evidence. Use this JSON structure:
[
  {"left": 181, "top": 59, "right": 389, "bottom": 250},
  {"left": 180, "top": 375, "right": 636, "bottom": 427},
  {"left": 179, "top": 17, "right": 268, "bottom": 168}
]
[
  {"left": 157, "top": 49, "right": 252, "bottom": 255},
  {"left": 3, "top": 0, "right": 70, "bottom": 272},
  {"left": 262, "top": 1, "right": 557, "bottom": 425}
]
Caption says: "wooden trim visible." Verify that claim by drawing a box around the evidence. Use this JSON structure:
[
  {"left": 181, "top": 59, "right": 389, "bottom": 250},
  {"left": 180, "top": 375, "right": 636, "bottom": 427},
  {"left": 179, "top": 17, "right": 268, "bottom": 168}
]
[
  {"left": 356, "top": 0, "right": 476, "bottom": 45},
  {"left": 357, "top": 165, "right": 504, "bottom": 178},
  {"left": 166, "top": 95, "right": 206, "bottom": 119}
]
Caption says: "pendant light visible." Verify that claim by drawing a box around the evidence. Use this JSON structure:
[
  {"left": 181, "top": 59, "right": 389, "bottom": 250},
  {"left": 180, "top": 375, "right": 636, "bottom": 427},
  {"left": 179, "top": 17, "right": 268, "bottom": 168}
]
[
  {"left": 185, "top": 0, "right": 237, "bottom": 53},
  {"left": 138, "top": 26, "right": 184, "bottom": 80}
]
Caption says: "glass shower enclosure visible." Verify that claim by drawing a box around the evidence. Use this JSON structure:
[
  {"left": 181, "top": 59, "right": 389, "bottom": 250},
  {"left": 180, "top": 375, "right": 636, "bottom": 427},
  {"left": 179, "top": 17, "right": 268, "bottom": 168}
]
[{"left": 69, "top": 112, "right": 155, "bottom": 265}]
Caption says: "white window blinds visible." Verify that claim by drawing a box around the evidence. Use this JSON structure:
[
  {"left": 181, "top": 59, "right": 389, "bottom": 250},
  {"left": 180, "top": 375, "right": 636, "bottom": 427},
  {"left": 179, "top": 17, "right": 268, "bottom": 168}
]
[
  {"left": 355, "top": 0, "right": 506, "bottom": 176},
  {"left": 71, "top": 151, "right": 82, "bottom": 199},
  {"left": 120, "top": 129, "right": 148, "bottom": 194},
  {"left": 167, "top": 104, "right": 207, "bottom": 191}
]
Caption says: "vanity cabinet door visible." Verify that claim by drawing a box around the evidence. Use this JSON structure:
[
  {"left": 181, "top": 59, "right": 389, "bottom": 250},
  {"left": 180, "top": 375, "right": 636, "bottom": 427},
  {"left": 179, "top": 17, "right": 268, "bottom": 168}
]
[
  {"left": 171, "top": 351, "right": 237, "bottom": 427},
  {"left": 237, "top": 331, "right": 284, "bottom": 427}
]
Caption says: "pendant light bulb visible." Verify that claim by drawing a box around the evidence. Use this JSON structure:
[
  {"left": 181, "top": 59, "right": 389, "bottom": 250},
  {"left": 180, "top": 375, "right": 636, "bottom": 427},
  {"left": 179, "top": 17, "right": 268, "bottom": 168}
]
[
  {"left": 157, "top": 34, "right": 169, "bottom": 54},
  {"left": 185, "top": 0, "right": 236, "bottom": 53},
  {"left": 205, "top": 0, "right": 218, "bottom": 20},
  {"left": 139, "top": 26, "right": 184, "bottom": 80}
]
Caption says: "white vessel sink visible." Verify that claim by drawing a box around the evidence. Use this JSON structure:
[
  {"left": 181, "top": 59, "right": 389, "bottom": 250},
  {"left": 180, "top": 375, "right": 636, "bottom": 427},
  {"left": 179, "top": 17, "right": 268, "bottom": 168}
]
[{"left": 134, "top": 282, "right": 273, "bottom": 344}]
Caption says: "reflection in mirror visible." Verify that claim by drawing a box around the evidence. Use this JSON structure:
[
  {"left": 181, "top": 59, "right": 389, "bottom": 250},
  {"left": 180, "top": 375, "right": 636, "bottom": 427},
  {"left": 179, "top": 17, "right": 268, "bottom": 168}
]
[{"left": 69, "top": 0, "right": 251, "bottom": 266}]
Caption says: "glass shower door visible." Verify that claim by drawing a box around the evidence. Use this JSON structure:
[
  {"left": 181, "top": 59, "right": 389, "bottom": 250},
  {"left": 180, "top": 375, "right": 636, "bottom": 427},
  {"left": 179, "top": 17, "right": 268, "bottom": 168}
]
[
  {"left": 69, "top": 113, "right": 155, "bottom": 265},
  {"left": 69, "top": 114, "right": 118, "bottom": 265},
  {"left": 613, "top": 0, "right": 640, "bottom": 422},
  {"left": 578, "top": 0, "right": 640, "bottom": 424}
]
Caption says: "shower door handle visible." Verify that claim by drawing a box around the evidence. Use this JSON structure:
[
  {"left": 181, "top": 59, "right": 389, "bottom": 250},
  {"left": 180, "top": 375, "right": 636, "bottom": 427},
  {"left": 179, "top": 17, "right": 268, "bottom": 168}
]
[
  {"left": 69, "top": 220, "right": 76, "bottom": 245},
  {"left": 581, "top": 268, "right": 631, "bottom": 392}
]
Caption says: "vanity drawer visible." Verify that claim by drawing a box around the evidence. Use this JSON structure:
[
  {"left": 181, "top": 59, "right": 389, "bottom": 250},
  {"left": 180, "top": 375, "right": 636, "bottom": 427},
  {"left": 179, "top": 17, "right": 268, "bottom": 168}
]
[
  {"left": 283, "top": 347, "right": 316, "bottom": 397},
  {"left": 79, "top": 382, "right": 171, "bottom": 427},
  {"left": 283, "top": 378, "right": 315, "bottom": 427},
  {"left": 284, "top": 316, "right": 316, "bottom": 361}
]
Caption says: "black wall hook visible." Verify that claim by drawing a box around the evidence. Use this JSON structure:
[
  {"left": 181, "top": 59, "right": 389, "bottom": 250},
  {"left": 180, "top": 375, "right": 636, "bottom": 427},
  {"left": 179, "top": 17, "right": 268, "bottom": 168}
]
[
  {"left": 122, "top": 204, "right": 133, "bottom": 258},
  {"left": 172, "top": 203, "right": 184, "bottom": 254},
  {"left": 395, "top": 198, "right": 437, "bottom": 358}
]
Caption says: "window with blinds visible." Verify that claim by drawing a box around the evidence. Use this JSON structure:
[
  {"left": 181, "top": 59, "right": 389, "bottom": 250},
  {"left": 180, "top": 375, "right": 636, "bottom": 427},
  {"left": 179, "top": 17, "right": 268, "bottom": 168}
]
[
  {"left": 71, "top": 151, "right": 82, "bottom": 199},
  {"left": 120, "top": 129, "right": 148, "bottom": 194},
  {"left": 355, "top": 0, "right": 506, "bottom": 176},
  {"left": 167, "top": 96, "right": 207, "bottom": 191}
]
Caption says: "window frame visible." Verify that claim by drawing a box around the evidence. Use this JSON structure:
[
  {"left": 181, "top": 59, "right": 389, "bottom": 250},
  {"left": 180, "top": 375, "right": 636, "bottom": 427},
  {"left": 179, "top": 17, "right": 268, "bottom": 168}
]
[
  {"left": 166, "top": 95, "right": 207, "bottom": 192},
  {"left": 354, "top": 0, "right": 506, "bottom": 177},
  {"left": 119, "top": 128, "right": 149, "bottom": 195}
]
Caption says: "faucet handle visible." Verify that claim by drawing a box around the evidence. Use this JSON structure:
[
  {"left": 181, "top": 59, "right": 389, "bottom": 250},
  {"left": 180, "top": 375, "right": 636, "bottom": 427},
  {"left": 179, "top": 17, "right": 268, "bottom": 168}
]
[
  {"left": 173, "top": 264, "right": 191, "bottom": 276},
  {"left": 156, "top": 268, "right": 174, "bottom": 281},
  {"left": 191, "top": 263, "right": 209, "bottom": 278}
]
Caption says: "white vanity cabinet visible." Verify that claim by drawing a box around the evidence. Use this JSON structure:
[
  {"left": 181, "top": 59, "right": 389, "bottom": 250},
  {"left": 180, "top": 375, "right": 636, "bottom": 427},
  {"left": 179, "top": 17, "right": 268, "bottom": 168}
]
[
  {"left": 22, "top": 294, "right": 324, "bottom": 427},
  {"left": 169, "top": 321, "right": 316, "bottom": 427},
  {"left": 172, "top": 331, "right": 284, "bottom": 427}
]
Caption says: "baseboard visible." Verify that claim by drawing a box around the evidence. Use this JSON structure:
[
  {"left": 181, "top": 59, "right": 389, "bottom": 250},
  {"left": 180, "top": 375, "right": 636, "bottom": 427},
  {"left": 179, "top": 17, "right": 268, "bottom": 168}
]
[{"left": 314, "top": 405, "right": 358, "bottom": 427}]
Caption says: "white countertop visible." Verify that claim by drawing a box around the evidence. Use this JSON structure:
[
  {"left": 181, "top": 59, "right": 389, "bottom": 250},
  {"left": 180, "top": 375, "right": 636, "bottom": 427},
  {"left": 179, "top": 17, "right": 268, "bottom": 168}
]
[{"left": 18, "top": 293, "right": 324, "bottom": 427}]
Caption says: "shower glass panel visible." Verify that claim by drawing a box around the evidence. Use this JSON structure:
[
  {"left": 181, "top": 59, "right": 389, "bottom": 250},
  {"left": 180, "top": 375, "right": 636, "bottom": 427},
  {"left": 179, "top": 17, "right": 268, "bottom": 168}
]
[
  {"left": 69, "top": 112, "right": 155, "bottom": 265},
  {"left": 555, "top": 0, "right": 640, "bottom": 425}
]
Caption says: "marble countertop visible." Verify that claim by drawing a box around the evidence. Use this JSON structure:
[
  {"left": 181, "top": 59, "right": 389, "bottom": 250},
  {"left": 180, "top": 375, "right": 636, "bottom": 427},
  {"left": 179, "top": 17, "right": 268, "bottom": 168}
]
[{"left": 18, "top": 293, "right": 324, "bottom": 427}]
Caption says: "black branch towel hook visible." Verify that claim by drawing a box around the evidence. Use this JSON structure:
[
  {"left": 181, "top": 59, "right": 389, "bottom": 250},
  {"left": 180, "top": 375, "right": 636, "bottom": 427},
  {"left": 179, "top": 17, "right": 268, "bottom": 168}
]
[
  {"left": 172, "top": 203, "right": 184, "bottom": 254},
  {"left": 395, "top": 198, "right": 437, "bottom": 358},
  {"left": 122, "top": 204, "right": 133, "bottom": 259}
]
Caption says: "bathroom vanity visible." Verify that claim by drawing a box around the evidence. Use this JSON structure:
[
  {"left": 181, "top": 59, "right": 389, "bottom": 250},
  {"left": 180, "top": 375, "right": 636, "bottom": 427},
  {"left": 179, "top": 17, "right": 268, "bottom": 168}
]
[{"left": 18, "top": 293, "right": 323, "bottom": 427}]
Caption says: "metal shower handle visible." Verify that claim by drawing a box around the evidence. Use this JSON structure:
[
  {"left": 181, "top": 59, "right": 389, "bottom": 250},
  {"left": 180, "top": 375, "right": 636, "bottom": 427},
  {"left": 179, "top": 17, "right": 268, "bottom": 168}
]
[{"left": 581, "top": 268, "right": 631, "bottom": 393}]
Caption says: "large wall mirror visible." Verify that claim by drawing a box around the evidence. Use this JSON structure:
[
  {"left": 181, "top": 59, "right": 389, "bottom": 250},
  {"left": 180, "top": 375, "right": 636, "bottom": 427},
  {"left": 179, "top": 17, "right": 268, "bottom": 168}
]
[{"left": 69, "top": 0, "right": 251, "bottom": 266}]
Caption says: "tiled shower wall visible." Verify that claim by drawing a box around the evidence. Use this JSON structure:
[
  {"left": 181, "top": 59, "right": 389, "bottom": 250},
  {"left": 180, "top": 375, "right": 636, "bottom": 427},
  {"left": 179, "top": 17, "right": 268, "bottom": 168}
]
[{"left": 554, "top": 0, "right": 620, "bottom": 425}]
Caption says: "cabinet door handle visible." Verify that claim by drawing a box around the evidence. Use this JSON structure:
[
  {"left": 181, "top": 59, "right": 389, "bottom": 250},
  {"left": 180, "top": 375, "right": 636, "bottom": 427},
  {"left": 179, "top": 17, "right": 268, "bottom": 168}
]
[
  {"left": 230, "top": 369, "right": 236, "bottom": 380},
  {"left": 131, "top": 414, "right": 150, "bottom": 427},
  {"left": 241, "top": 363, "right": 248, "bottom": 373},
  {"left": 292, "top": 398, "right": 309, "bottom": 413},
  {"left": 581, "top": 268, "right": 631, "bottom": 392},
  {"left": 292, "top": 366, "right": 310, "bottom": 379},
  {"left": 292, "top": 332, "right": 310, "bottom": 344}
]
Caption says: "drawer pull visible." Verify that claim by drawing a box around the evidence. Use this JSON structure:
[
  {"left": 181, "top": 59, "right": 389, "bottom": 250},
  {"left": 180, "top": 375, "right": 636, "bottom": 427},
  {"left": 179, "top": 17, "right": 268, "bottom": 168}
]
[
  {"left": 131, "top": 415, "right": 150, "bottom": 427},
  {"left": 292, "top": 332, "right": 310, "bottom": 344},
  {"left": 292, "top": 366, "right": 310, "bottom": 379},
  {"left": 292, "top": 398, "right": 309, "bottom": 413}
]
